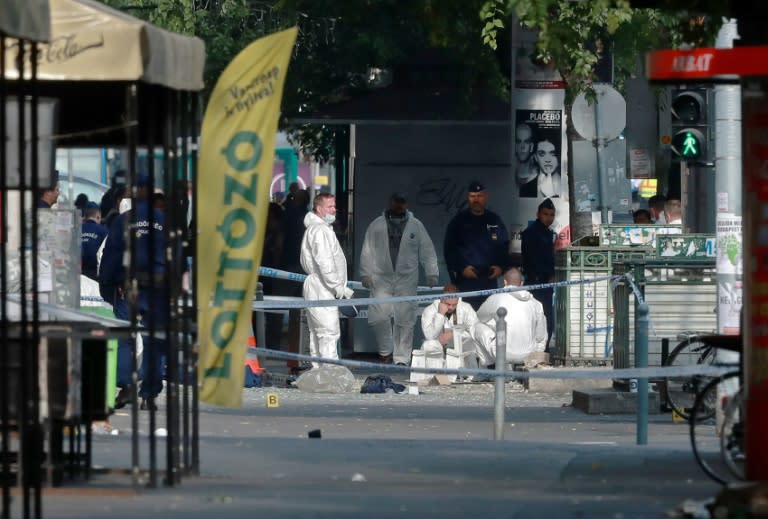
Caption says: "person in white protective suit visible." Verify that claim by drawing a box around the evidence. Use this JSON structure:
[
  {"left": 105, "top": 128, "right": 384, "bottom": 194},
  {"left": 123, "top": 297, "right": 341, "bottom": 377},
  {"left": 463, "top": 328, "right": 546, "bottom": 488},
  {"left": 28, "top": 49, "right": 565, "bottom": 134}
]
[
  {"left": 412, "top": 284, "right": 480, "bottom": 381},
  {"left": 474, "top": 268, "right": 547, "bottom": 367},
  {"left": 300, "top": 192, "right": 354, "bottom": 368},
  {"left": 360, "top": 192, "right": 439, "bottom": 365}
]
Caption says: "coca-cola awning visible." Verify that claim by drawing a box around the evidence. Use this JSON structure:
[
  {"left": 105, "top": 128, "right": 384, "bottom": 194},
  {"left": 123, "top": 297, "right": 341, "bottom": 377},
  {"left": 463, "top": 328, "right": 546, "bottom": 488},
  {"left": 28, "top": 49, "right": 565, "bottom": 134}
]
[{"left": 2, "top": 0, "right": 204, "bottom": 91}]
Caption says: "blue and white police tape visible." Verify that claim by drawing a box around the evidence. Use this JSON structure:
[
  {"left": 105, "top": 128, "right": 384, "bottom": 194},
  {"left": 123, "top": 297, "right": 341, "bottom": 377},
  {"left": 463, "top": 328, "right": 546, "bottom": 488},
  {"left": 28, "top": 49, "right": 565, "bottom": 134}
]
[
  {"left": 620, "top": 272, "right": 662, "bottom": 336},
  {"left": 624, "top": 272, "right": 647, "bottom": 306},
  {"left": 255, "top": 348, "right": 736, "bottom": 380},
  {"left": 250, "top": 273, "right": 622, "bottom": 310},
  {"left": 257, "top": 266, "right": 440, "bottom": 292}
]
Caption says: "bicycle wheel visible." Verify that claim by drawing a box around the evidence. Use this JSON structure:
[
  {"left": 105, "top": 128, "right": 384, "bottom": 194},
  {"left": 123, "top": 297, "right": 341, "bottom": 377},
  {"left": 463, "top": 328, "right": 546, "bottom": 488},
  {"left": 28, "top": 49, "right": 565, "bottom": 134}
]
[
  {"left": 720, "top": 386, "right": 746, "bottom": 481},
  {"left": 665, "top": 337, "right": 717, "bottom": 420},
  {"left": 689, "top": 371, "right": 741, "bottom": 485}
]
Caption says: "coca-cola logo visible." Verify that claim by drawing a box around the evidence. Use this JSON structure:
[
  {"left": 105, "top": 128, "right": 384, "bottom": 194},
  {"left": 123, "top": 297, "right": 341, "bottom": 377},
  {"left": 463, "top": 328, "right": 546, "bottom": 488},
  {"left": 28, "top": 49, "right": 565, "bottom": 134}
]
[
  {"left": 43, "top": 33, "right": 105, "bottom": 64},
  {"left": 4, "top": 32, "right": 105, "bottom": 66}
]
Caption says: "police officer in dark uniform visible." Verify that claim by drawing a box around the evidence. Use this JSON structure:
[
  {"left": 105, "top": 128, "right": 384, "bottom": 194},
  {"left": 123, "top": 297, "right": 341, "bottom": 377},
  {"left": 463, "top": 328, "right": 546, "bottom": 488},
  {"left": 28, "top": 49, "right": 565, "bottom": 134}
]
[
  {"left": 81, "top": 202, "right": 107, "bottom": 281},
  {"left": 443, "top": 181, "right": 510, "bottom": 309},
  {"left": 521, "top": 198, "right": 556, "bottom": 350},
  {"left": 100, "top": 174, "right": 168, "bottom": 411}
]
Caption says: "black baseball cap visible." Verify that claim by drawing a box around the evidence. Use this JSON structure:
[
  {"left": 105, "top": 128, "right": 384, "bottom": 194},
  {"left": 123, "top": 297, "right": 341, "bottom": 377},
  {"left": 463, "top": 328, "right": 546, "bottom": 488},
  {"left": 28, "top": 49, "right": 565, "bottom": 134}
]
[
  {"left": 390, "top": 192, "right": 408, "bottom": 203},
  {"left": 467, "top": 181, "right": 485, "bottom": 193}
]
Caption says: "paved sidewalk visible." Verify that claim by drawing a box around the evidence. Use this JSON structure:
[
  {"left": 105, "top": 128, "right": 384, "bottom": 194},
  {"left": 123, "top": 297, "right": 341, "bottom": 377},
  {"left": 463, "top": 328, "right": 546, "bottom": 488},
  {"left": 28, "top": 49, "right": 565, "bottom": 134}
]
[{"left": 28, "top": 369, "right": 719, "bottom": 519}]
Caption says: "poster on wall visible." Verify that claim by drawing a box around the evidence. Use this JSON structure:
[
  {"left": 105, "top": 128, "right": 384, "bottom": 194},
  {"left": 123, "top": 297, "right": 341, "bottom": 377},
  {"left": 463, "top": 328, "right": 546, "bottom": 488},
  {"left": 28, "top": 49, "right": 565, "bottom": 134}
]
[
  {"left": 509, "top": 95, "right": 570, "bottom": 260},
  {"left": 514, "top": 109, "right": 563, "bottom": 200},
  {"left": 716, "top": 214, "right": 743, "bottom": 275}
]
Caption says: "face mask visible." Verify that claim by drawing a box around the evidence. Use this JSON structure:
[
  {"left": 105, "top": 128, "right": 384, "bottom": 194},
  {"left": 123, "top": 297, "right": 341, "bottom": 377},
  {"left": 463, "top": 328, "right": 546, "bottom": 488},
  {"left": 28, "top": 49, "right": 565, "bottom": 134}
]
[{"left": 323, "top": 214, "right": 336, "bottom": 225}]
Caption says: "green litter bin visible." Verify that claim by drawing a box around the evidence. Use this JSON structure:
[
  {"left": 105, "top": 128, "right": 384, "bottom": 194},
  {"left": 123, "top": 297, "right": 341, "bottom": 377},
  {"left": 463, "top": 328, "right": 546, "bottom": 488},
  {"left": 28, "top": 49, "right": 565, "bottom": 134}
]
[{"left": 81, "top": 305, "right": 118, "bottom": 409}]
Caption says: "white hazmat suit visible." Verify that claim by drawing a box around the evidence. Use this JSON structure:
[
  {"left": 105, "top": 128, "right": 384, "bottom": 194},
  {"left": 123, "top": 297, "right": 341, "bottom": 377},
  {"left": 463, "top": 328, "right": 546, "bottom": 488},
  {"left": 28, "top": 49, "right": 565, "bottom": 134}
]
[
  {"left": 414, "top": 298, "right": 480, "bottom": 382},
  {"left": 474, "top": 289, "right": 547, "bottom": 365},
  {"left": 360, "top": 210, "right": 438, "bottom": 364},
  {"left": 420, "top": 298, "right": 479, "bottom": 356},
  {"left": 300, "top": 211, "right": 352, "bottom": 367}
]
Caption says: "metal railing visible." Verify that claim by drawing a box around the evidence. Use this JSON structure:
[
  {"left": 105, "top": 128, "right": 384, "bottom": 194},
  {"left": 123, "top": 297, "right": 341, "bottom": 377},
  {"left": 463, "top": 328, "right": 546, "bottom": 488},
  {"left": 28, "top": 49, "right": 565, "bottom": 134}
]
[{"left": 612, "top": 259, "right": 717, "bottom": 370}]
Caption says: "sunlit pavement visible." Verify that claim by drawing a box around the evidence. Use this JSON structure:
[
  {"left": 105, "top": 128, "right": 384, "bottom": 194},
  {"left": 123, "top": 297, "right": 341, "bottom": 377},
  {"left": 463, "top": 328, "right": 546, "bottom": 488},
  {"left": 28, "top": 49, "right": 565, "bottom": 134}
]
[{"left": 32, "top": 368, "right": 720, "bottom": 519}]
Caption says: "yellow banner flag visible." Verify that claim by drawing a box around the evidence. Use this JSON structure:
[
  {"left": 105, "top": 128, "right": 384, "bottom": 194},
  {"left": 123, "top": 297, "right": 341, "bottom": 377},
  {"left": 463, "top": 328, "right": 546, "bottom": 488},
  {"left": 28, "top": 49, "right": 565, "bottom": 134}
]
[{"left": 197, "top": 27, "right": 297, "bottom": 407}]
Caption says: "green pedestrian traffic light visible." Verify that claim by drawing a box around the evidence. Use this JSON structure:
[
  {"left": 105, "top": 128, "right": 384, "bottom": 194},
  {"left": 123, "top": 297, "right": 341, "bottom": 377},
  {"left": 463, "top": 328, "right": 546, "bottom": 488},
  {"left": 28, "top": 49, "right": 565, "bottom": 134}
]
[
  {"left": 671, "top": 128, "right": 705, "bottom": 160},
  {"left": 669, "top": 88, "right": 710, "bottom": 162}
]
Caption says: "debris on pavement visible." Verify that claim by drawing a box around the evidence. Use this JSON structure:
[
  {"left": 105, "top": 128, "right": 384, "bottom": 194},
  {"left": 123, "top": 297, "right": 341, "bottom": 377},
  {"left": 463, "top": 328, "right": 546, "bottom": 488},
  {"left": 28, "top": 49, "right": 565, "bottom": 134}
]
[
  {"left": 295, "top": 365, "right": 356, "bottom": 393},
  {"left": 665, "top": 498, "right": 713, "bottom": 518}
]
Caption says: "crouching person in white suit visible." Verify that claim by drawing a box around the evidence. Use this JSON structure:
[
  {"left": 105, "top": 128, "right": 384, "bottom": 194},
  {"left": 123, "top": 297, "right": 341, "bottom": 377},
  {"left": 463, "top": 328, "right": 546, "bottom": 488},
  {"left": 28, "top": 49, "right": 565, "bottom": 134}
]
[
  {"left": 411, "top": 284, "right": 479, "bottom": 383},
  {"left": 474, "top": 268, "right": 547, "bottom": 367}
]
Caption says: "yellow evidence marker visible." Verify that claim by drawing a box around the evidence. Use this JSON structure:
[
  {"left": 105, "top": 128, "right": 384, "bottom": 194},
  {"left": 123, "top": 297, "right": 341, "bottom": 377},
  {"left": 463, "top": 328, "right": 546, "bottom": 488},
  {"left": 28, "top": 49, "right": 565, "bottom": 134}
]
[
  {"left": 266, "top": 392, "right": 280, "bottom": 408},
  {"left": 671, "top": 408, "right": 686, "bottom": 423}
]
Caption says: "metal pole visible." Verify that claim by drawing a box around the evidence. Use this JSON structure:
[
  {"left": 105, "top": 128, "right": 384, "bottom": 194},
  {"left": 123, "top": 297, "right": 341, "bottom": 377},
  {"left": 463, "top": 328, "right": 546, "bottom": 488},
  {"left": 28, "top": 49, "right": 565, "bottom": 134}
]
[
  {"left": 611, "top": 262, "right": 630, "bottom": 369},
  {"left": 594, "top": 102, "right": 609, "bottom": 223},
  {"left": 713, "top": 21, "right": 742, "bottom": 434},
  {"left": 255, "top": 282, "right": 266, "bottom": 349},
  {"left": 635, "top": 303, "right": 649, "bottom": 445},
  {"left": 493, "top": 308, "right": 507, "bottom": 440},
  {"left": 126, "top": 82, "right": 141, "bottom": 489}
]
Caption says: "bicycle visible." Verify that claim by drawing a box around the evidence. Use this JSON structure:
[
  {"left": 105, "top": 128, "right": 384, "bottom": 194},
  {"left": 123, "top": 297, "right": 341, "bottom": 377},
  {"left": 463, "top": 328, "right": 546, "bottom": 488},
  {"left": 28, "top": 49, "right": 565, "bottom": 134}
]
[
  {"left": 664, "top": 333, "right": 720, "bottom": 421},
  {"left": 684, "top": 334, "right": 744, "bottom": 485},
  {"left": 689, "top": 371, "right": 745, "bottom": 484}
]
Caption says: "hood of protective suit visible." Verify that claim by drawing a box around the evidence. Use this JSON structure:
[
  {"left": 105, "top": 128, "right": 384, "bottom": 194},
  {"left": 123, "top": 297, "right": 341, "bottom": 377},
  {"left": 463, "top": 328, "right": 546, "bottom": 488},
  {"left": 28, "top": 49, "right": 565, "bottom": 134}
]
[
  {"left": 384, "top": 208, "right": 411, "bottom": 221},
  {"left": 304, "top": 210, "right": 327, "bottom": 228},
  {"left": 509, "top": 288, "right": 532, "bottom": 302}
]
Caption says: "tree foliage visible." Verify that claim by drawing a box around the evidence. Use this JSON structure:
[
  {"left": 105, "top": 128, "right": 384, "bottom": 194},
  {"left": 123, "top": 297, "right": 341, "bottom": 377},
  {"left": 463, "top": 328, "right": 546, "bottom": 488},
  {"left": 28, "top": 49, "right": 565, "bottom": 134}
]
[
  {"left": 100, "top": 0, "right": 280, "bottom": 89},
  {"left": 100, "top": 0, "right": 509, "bottom": 162},
  {"left": 275, "top": 0, "right": 510, "bottom": 161},
  {"left": 481, "top": 0, "right": 720, "bottom": 103}
]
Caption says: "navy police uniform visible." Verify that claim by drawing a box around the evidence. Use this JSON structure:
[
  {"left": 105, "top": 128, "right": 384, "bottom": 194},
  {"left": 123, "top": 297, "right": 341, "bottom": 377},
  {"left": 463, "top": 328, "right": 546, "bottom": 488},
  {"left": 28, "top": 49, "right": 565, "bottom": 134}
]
[
  {"left": 444, "top": 182, "right": 509, "bottom": 309},
  {"left": 100, "top": 195, "right": 168, "bottom": 404},
  {"left": 81, "top": 217, "right": 107, "bottom": 281},
  {"left": 521, "top": 218, "right": 556, "bottom": 349}
]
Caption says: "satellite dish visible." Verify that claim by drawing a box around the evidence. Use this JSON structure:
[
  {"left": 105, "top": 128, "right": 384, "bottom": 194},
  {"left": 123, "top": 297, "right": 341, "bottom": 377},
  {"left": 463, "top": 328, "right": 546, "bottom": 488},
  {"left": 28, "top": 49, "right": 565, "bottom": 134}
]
[{"left": 572, "top": 83, "right": 626, "bottom": 141}]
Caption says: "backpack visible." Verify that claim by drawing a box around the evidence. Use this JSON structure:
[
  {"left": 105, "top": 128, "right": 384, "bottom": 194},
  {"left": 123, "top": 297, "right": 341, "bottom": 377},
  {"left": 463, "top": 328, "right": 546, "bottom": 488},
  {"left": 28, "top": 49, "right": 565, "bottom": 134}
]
[{"left": 360, "top": 374, "right": 406, "bottom": 394}]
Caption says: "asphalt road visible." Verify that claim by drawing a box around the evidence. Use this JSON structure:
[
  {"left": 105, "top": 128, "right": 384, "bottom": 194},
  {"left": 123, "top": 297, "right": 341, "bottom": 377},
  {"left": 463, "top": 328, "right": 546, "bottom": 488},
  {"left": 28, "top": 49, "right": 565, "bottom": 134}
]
[{"left": 29, "top": 374, "right": 720, "bottom": 519}]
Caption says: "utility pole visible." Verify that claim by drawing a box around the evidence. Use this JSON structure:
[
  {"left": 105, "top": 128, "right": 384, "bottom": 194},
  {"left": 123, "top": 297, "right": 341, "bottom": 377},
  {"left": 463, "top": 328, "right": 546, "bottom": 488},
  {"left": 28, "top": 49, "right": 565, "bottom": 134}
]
[{"left": 712, "top": 21, "right": 742, "bottom": 431}]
